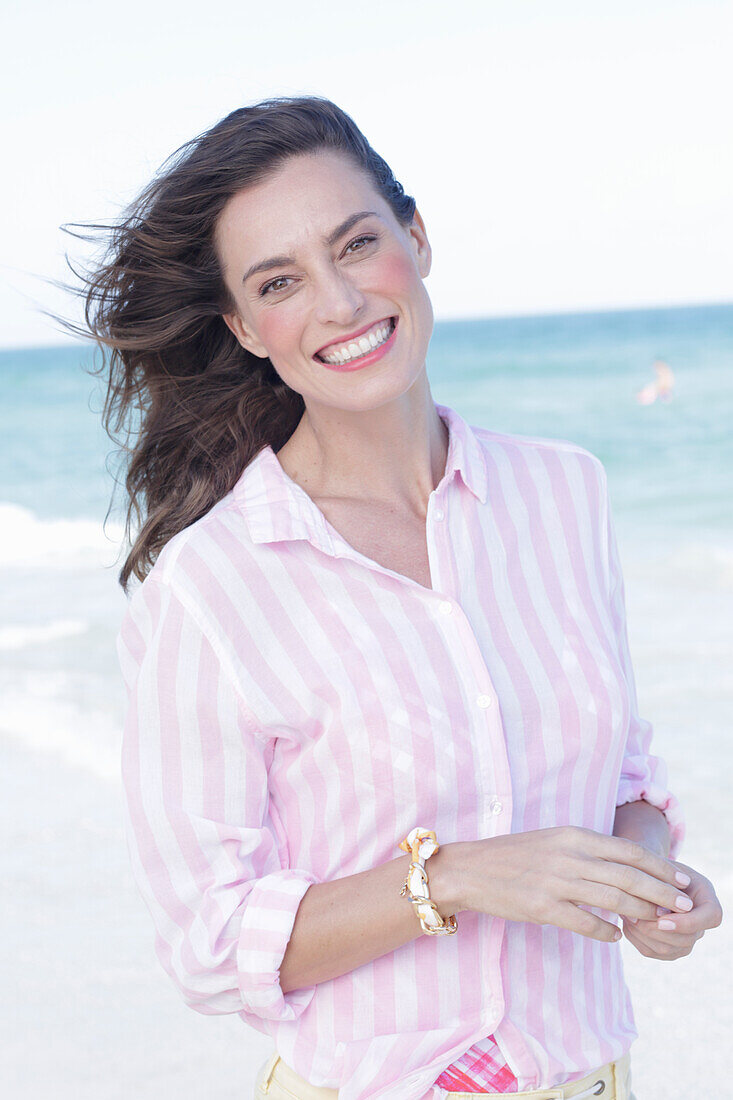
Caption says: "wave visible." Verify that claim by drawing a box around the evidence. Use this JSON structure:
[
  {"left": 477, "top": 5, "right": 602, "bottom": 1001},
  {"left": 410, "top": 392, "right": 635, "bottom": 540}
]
[
  {"left": 0, "top": 619, "right": 88, "bottom": 651},
  {"left": 1, "top": 673, "right": 121, "bottom": 782},
  {"left": 0, "top": 502, "right": 127, "bottom": 569}
]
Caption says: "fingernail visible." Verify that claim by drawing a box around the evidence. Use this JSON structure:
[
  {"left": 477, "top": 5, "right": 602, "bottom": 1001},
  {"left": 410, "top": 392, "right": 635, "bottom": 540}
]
[
  {"left": 614, "top": 928, "right": 622, "bottom": 940},
  {"left": 656, "top": 906, "right": 670, "bottom": 916},
  {"left": 675, "top": 871, "right": 691, "bottom": 886},
  {"left": 676, "top": 895, "right": 693, "bottom": 911},
  {"left": 628, "top": 917, "right": 638, "bottom": 924},
  {"left": 658, "top": 919, "right": 676, "bottom": 930}
]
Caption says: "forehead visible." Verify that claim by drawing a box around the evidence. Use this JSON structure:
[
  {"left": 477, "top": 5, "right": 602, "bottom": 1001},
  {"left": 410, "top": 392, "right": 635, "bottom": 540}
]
[{"left": 215, "top": 151, "right": 390, "bottom": 261}]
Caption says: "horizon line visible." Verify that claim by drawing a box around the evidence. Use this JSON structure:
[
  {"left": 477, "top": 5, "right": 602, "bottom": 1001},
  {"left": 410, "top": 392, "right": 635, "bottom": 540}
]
[{"left": 1, "top": 296, "right": 731, "bottom": 353}]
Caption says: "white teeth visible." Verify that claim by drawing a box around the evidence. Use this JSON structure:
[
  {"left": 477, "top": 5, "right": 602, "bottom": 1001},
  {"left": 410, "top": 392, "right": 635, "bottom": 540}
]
[{"left": 319, "top": 319, "right": 394, "bottom": 365}]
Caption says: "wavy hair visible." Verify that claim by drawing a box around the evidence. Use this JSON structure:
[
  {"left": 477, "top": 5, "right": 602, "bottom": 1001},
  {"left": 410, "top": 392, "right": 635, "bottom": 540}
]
[{"left": 63, "top": 95, "right": 417, "bottom": 592}]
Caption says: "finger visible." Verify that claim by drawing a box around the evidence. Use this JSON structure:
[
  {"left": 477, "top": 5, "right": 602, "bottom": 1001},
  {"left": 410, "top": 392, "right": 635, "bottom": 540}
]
[
  {"left": 623, "top": 925, "right": 696, "bottom": 959},
  {"left": 679, "top": 871, "right": 720, "bottom": 910},
  {"left": 574, "top": 881, "right": 660, "bottom": 922},
  {"left": 592, "top": 834, "right": 692, "bottom": 890},
  {"left": 557, "top": 901, "right": 622, "bottom": 942},
  {"left": 655, "top": 900, "right": 721, "bottom": 934},
  {"left": 586, "top": 861, "right": 694, "bottom": 918},
  {"left": 624, "top": 920, "right": 700, "bottom": 948},
  {"left": 626, "top": 913, "right": 705, "bottom": 939}
]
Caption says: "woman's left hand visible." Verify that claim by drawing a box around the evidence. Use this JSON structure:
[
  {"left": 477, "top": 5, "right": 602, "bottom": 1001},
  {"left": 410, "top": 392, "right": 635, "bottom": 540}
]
[{"left": 621, "top": 861, "right": 723, "bottom": 959}]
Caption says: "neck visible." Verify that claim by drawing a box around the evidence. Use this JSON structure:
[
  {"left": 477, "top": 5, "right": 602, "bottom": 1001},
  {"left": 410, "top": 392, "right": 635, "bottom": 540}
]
[{"left": 276, "top": 384, "right": 449, "bottom": 517}]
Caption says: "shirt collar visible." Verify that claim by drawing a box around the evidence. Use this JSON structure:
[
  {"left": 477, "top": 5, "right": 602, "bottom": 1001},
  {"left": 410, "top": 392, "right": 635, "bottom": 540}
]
[{"left": 233, "top": 401, "right": 488, "bottom": 551}]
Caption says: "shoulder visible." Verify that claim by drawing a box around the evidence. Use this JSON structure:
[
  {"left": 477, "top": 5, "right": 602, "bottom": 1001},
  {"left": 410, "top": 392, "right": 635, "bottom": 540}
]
[
  {"left": 155, "top": 491, "right": 253, "bottom": 583},
  {"left": 468, "top": 425, "right": 611, "bottom": 529},
  {"left": 120, "top": 487, "right": 256, "bottom": 632},
  {"left": 472, "top": 423, "right": 603, "bottom": 466},
  {"left": 472, "top": 424, "right": 608, "bottom": 486}
]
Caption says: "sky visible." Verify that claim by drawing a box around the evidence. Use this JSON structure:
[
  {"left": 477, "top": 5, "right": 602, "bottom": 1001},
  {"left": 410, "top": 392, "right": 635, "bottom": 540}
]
[{"left": 1, "top": 0, "right": 731, "bottom": 348}]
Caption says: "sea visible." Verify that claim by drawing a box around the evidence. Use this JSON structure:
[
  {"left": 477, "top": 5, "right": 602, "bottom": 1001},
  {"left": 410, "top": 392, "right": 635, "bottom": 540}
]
[
  {"left": 2, "top": 301, "right": 732, "bottom": 1098},
  {"left": 1, "top": 301, "right": 731, "bottom": 782}
]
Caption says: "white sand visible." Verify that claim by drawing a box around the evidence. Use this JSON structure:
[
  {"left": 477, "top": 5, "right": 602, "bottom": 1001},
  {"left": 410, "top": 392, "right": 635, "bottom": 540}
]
[{"left": 2, "top": 735, "right": 273, "bottom": 1099}]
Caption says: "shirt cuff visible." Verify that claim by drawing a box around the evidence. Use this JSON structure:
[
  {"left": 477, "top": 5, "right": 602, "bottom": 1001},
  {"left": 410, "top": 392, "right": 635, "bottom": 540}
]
[
  {"left": 615, "top": 781, "right": 686, "bottom": 861},
  {"left": 236, "top": 868, "right": 319, "bottom": 1021}
]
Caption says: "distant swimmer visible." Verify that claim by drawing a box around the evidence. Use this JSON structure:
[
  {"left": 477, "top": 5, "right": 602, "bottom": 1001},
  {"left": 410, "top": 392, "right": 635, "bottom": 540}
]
[{"left": 636, "top": 358, "right": 675, "bottom": 405}]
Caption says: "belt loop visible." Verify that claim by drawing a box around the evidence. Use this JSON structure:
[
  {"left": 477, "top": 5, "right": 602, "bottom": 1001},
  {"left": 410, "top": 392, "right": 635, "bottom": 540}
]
[
  {"left": 611, "top": 1058, "right": 621, "bottom": 1100},
  {"left": 259, "top": 1052, "right": 280, "bottom": 1094},
  {"left": 612, "top": 1052, "right": 630, "bottom": 1100}
]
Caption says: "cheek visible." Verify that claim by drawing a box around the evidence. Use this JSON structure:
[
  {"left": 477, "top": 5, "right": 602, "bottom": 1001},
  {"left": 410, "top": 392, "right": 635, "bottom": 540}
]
[
  {"left": 255, "top": 310, "right": 300, "bottom": 353},
  {"left": 369, "top": 251, "right": 418, "bottom": 296}
]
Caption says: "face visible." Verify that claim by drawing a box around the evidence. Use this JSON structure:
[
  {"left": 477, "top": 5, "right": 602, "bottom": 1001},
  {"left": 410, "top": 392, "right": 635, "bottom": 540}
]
[{"left": 215, "top": 150, "right": 433, "bottom": 413}]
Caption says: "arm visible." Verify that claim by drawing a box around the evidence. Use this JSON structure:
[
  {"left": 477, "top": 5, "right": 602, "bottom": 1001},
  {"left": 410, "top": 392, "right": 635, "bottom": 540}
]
[
  {"left": 281, "top": 825, "right": 694, "bottom": 993},
  {"left": 614, "top": 798, "right": 723, "bottom": 958},
  {"left": 118, "top": 573, "right": 461, "bottom": 1007},
  {"left": 613, "top": 798, "right": 670, "bottom": 858},
  {"left": 599, "top": 468, "right": 723, "bottom": 955},
  {"left": 118, "top": 577, "right": 320, "bottom": 1022},
  {"left": 600, "top": 462, "right": 686, "bottom": 860},
  {"left": 280, "top": 847, "right": 454, "bottom": 994}
]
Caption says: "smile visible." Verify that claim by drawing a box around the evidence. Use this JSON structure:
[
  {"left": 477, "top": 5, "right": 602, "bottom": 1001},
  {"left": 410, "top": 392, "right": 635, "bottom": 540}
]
[{"left": 315, "top": 318, "right": 396, "bottom": 366}]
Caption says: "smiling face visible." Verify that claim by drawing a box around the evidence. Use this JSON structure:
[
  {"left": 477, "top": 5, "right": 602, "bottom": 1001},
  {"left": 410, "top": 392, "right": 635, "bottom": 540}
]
[{"left": 215, "top": 150, "right": 434, "bottom": 413}]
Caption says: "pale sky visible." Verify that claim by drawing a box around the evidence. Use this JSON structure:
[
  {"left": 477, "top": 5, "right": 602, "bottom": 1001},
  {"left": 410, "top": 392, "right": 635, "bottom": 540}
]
[{"left": 1, "top": 0, "right": 731, "bottom": 348}]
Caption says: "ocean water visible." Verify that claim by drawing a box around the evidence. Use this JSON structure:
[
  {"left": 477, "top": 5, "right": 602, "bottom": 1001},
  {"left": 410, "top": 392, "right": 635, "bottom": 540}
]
[
  {"left": 1, "top": 302, "right": 732, "bottom": 779},
  {"left": 2, "top": 302, "right": 732, "bottom": 1099}
]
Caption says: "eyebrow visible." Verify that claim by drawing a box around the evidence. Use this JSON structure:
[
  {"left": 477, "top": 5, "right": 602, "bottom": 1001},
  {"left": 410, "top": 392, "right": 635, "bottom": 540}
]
[{"left": 241, "top": 211, "right": 380, "bottom": 286}]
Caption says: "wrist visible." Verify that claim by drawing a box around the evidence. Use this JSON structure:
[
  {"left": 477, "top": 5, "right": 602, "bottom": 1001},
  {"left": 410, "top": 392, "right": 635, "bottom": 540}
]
[
  {"left": 613, "top": 799, "right": 670, "bottom": 859},
  {"left": 425, "top": 840, "right": 471, "bottom": 917}
]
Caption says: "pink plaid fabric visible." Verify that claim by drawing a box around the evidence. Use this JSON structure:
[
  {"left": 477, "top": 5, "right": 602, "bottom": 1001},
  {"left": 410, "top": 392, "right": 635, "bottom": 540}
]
[{"left": 435, "top": 1033, "right": 519, "bottom": 1092}]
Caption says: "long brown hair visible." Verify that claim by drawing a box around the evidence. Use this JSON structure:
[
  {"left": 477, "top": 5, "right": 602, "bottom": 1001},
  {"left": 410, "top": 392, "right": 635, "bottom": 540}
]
[{"left": 64, "top": 95, "right": 416, "bottom": 592}]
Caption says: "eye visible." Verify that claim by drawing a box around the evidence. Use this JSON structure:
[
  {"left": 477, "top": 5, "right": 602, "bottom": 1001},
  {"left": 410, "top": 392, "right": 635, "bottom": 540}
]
[
  {"left": 259, "top": 275, "right": 292, "bottom": 297},
  {"left": 344, "top": 233, "right": 378, "bottom": 253}
]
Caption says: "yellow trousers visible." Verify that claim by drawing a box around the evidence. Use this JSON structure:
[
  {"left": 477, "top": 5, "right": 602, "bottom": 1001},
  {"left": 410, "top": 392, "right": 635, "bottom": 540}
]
[{"left": 254, "top": 1049, "right": 636, "bottom": 1100}]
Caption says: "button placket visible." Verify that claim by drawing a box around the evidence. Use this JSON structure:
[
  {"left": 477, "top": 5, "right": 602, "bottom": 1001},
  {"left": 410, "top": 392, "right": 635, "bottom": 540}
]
[
  {"left": 426, "top": 502, "right": 513, "bottom": 831},
  {"left": 451, "top": 628, "right": 511, "bottom": 830}
]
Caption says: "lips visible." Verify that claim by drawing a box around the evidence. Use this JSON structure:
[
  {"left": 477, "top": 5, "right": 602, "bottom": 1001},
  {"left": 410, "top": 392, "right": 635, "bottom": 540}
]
[{"left": 314, "top": 316, "right": 396, "bottom": 361}]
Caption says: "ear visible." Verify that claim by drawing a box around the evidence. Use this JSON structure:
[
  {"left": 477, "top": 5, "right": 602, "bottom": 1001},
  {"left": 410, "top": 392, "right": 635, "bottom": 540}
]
[
  {"left": 409, "top": 207, "right": 432, "bottom": 279},
  {"left": 221, "top": 310, "right": 270, "bottom": 359}
]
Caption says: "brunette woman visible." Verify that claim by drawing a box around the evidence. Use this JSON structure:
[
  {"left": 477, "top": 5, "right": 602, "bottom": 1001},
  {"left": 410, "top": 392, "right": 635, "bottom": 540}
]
[{"left": 77, "top": 96, "right": 721, "bottom": 1100}]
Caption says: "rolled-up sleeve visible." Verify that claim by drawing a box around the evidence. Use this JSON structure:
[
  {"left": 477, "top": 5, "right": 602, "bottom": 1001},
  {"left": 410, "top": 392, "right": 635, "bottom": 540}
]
[
  {"left": 116, "top": 574, "right": 318, "bottom": 1024},
  {"left": 601, "top": 467, "right": 686, "bottom": 860}
]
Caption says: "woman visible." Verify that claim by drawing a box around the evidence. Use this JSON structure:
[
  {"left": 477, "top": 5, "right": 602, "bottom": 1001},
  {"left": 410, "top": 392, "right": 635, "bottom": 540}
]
[{"left": 81, "top": 96, "right": 721, "bottom": 1099}]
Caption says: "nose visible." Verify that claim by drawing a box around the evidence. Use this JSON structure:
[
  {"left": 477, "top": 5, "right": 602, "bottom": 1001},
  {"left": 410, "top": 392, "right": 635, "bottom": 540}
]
[{"left": 312, "top": 262, "right": 367, "bottom": 327}]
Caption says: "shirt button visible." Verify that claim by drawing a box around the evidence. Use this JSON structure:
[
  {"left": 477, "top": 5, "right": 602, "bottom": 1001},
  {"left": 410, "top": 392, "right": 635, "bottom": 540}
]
[
  {"left": 489, "top": 797, "right": 503, "bottom": 815},
  {"left": 434, "top": 509, "right": 445, "bottom": 521},
  {"left": 439, "top": 601, "right": 452, "bottom": 615},
  {"left": 476, "top": 694, "right": 493, "bottom": 708}
]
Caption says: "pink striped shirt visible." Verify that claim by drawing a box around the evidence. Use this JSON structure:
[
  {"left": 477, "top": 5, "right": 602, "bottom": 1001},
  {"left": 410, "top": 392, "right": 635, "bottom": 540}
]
[{"left": 117, "top": 402, "right": 684, "bottom": 1100}]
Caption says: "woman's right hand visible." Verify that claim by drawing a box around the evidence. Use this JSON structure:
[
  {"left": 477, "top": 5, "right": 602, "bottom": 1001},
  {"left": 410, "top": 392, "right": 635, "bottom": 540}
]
[{"left": 439, "top": 826, "right": 693, "bottom": 942}]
